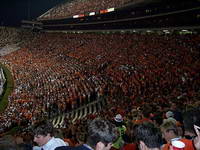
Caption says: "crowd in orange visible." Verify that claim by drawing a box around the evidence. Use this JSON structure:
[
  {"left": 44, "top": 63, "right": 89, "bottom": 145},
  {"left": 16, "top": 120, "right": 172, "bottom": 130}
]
[{"left": 0, "top": 30, "right": 199, "bottom": 138}]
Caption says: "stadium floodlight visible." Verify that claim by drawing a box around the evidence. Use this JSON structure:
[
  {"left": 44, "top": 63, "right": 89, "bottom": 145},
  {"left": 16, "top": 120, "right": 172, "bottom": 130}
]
[
  {"left": 163, "top": 30, "right": 170, "bottom": 34},
  {"left": 89, "top": 12, "right": 95, "bottom": 16},
  {"left": 163, "top": 29, "right": 169, "bottom": 32}
]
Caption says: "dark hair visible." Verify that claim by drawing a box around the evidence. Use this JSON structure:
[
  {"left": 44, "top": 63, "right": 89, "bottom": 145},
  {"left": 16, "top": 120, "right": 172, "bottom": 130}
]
[
  {"left": 151, "top": 114, "right": 163, "bottom": 126},
  {"left": 183, "top": 108, "right": 200, "bottom": 134},
  {"left": 87, "top": 118, "right": 117, "bottom": 148},
  {"left": 134, "top": 122, "right": 162, "bottom": 149},
  {"left": 141, "top": 106, "right": 152, "bottom": 118},
  {"left": 33, "top": 121, "right": 54, "bottom": 136}
]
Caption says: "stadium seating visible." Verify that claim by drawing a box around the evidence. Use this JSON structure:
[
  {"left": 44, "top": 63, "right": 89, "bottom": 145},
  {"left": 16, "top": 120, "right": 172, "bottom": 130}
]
[
  {"left": 0, "top": 29, "right": 199, "bottom": 135},
  {"left": 38, "top": 0, "right": 137, "bottom": 20}
]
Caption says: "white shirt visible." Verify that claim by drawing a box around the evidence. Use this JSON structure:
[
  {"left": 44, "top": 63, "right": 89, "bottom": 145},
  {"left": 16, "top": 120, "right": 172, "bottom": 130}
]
[
  {"left": 41, "top": 137, "right": 67, "bottom": 150},
  {"left": 33, "top": 146, "right": 41, "bottom": 150}
]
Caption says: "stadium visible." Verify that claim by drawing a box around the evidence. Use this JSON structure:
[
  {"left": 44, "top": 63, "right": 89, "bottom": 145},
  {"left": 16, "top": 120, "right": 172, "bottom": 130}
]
[{"left": 0, "top": 0, "right": 200, "bottom": 149}]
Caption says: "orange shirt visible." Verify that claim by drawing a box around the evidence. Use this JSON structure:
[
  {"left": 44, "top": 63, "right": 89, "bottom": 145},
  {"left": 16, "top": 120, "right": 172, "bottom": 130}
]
[{"left": 162, "top": 139, "right": 195, "bottom": 150}]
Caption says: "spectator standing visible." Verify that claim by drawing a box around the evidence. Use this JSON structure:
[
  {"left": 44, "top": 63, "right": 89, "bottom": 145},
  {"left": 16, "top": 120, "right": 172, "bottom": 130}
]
[
  {"left": 33, "top": 121, "right": 67, "bottom": 150},
  {"left": 112, "top": 114, "right": 126, "bottom": 150},
  {"left": 134, "top": 122, "right": 162, "bottom": 150},
  {"left": 160, "top": 120, "right": 194, "bottom": 150},
  {"left": 183, "top": 108, "right": 200, "bottom": 140},
  {"left": 55, "top": 118, "right": 117, "bottom": 150},
  {"left": 183, "top": 108, "right": 200, "bottom": 150},
  {"left": 169, "top": 102, "right": 183, "bottom": 124}
]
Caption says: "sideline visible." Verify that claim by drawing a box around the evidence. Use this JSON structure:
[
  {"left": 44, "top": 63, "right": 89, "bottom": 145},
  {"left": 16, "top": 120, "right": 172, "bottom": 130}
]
[{"left": 0, "top": 63, "right": 14, "bottom": 113}]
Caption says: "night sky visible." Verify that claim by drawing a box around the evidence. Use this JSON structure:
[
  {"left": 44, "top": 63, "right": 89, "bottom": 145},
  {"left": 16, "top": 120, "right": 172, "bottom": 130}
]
[{"left": 0, "top": 0, "right": 66, "bottom": 26}]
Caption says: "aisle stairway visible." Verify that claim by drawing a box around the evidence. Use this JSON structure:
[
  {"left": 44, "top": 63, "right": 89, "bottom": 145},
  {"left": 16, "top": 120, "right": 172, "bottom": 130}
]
[{"left": 52, "top": 96, "right": 107, "bottom": 128}]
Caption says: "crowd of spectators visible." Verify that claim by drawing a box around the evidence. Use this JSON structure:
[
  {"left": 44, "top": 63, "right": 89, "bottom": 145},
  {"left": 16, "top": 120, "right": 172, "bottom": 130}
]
[
  {"left": 0, "top": 27, "right": 38, "bottom": 56},
  {"left": 0, "top": 28, "right": 199, "bottom": 149},
  {"left": 0, "top": 27, "right": 20, "bottom": 47},
  {"left": 0, "top": 27, "right": 35, "bottom": 48},
  {"left": 38, "top": 0, "right": 142, "bottom": 20},
  {"left": 0, "top": 31, "right": 110, "bottom": 132}
]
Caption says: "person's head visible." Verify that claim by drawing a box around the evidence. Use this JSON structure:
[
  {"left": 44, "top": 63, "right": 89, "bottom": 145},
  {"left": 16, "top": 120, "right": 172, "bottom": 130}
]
[
  {"left": 183, "top": 108, "right": 200, "bottom": 138},
  {"left": 160, "top": 120, "right": 178, "bottom": 143},
  {"left": 141, "top": 106, "right": 152, "bottom": 119},
  {"left": 151, "top": 114, "right": 163, "bottom": 126},
  {"left": 87, "top": 118, "right": 117, "bottom": 150},
  {"left": 165, "top": 111, "right": 174, "bottom": 119},
  {"left": 170, "top": 102, "right": 177, "bottom": 110},
  {"left": 114, "top": 114, "right": 123, "bottom": 127},
  {"left": 33, "top": 121, "right": 54, "bottom": 147},
  {"left": 134, "top": 122, "right": 162, "bottom": 150}
]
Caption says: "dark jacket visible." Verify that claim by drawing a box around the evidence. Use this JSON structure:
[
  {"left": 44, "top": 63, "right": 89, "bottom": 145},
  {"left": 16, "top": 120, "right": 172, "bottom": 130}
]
[{"left": 55, "top": 145, "right": 92, "bottom": 150}]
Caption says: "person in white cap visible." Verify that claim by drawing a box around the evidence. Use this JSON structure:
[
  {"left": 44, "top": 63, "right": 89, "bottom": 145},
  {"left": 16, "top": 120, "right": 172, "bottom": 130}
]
[
  {"left": 163, "top": 111, "right": 177, "bottom": 124},
  {"left": 114, "top": 114, "right": 123, "bottom": 123},
  {"left": 112, "top": 114, "right": 126, "bottom": 150}
]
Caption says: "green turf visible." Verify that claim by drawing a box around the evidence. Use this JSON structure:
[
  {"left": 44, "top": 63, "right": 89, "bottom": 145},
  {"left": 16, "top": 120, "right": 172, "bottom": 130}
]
[{"left": 0, "top": 63, "right": 14, "bottom": 113}]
